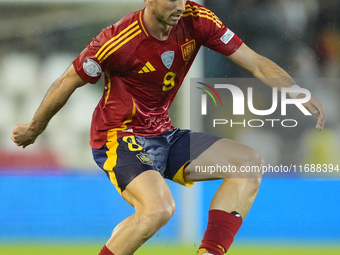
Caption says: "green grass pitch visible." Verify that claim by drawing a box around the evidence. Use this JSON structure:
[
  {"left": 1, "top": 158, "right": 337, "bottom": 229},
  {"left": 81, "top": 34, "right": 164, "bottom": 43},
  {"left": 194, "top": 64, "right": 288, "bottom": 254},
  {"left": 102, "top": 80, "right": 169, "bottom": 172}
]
[{"left": 1, "top": 244, "right": 340, "bottom": 255}]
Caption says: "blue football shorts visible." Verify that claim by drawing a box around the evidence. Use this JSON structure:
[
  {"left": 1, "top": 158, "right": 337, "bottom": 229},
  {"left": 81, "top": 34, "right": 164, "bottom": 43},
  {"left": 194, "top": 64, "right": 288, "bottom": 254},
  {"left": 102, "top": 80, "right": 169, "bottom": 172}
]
[{"left": 92, "top": 128, "right": 221, "bottom": 194}]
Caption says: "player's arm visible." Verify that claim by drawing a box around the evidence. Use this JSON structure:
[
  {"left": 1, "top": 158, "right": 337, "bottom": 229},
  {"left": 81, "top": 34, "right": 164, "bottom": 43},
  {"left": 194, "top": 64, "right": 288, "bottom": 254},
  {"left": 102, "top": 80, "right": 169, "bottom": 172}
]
[
  {"left": 227, "top": 43, "right": 326, "bottom": 130},
  {"left": 11, "top": 65, "right": 87, "bottom": 148}
]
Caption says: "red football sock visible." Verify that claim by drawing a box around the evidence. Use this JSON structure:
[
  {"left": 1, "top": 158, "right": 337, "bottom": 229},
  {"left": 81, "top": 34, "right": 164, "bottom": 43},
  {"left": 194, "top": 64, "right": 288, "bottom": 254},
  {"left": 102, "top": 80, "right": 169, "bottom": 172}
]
[
  {"left": 199, "top": 210, "right": 243, "bottom": 255},
  {"left": 98, "top": 245, "right": 115, "bottom": 255}
]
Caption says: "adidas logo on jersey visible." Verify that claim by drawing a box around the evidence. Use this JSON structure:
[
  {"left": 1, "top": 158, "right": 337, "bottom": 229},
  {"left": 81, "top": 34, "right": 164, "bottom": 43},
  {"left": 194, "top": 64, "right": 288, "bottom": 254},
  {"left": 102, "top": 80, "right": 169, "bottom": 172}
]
[{"left": 138, "top": 62, "right": 156, "bottom": 73}]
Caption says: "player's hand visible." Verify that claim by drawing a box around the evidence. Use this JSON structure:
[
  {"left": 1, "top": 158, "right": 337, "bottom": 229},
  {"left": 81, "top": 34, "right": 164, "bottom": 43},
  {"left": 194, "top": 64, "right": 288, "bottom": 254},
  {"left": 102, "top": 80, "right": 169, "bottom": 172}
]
[
  {"left": 11, "top": 123, "right": 40, "bottom": 148},
  {"left": 299, "top": 95, "right": 326, "bottom": 131}
]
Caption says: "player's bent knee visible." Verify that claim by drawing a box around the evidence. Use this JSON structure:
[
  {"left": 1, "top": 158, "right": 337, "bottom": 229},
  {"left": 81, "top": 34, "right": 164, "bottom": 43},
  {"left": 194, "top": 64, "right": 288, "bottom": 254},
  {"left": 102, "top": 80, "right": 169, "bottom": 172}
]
[
  {"left": 214, "top": 139, "right": 263, "bottom": 169},
  {"left": 248, "top": 173, "right": 262, "bottom": 191},
  {"left": 240, "top": 145, "right": 262, "bottom": 167},
  {"left": 136, "top": 201, "right": 175, "bottom": 237},
  {"left": 148, "top": 202, "right": 175, "bottom": 226},
  {"left": 227, "top": 145, "right": 264, "bottom": 180},
  {"left": 223, "top": 148, "right": 263, "bottom": 191},
  {"left": 227, "top": 175, "right": 262, "bottom": 198},
  {"left": 239, "top": 146, "right": 264, "bottom": 177}
]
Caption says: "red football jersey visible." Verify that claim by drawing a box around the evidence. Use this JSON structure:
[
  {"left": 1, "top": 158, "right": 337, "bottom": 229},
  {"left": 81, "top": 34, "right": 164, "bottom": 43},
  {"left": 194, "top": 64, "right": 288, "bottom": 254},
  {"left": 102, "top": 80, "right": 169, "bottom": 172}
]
[{"left": 73, "top": 1, "right": 243, "bottom": 149}]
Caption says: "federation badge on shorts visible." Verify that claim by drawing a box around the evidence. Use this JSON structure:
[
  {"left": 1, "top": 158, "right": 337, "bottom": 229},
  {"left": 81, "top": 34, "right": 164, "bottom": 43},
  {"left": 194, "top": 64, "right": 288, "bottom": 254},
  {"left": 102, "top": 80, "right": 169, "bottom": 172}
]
[
  {"left": 220, "top": 29, "right": 235, "bottom": 44},
  {"left": 136, "top": 152, "right": 154, "bottom": 166},
  {"left": 161, "top": 51, "right": 175, "bottom": 69},
  {"left": 83, "top": 59, "right": 102, "bottom": 77},
  {"left": 181, "top": 39, "right": 196, "bottom": 61}
]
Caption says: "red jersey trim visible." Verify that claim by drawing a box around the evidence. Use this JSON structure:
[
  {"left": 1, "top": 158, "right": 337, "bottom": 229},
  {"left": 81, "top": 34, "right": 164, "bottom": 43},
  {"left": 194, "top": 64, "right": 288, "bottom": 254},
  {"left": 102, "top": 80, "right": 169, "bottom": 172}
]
[
  {"left": 95, "top": 20, "right": 142, "bottom": 63},
  {"left": 182, "top": 3, "right": 222, "bottom": 28}
]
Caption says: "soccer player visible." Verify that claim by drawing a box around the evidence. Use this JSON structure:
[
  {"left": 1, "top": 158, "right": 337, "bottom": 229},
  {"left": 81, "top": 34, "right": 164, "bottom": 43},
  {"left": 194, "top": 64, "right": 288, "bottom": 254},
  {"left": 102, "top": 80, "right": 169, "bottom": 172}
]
[{"left": 11, "top": 1, "right": 326, "bottom": 255}]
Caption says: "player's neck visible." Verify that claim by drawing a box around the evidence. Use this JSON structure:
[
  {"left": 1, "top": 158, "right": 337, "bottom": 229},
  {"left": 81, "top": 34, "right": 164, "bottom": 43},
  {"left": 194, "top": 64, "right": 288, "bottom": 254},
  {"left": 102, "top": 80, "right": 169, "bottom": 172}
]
[{"left": 143, "top": 8, "right": 173, "bottom": 41}]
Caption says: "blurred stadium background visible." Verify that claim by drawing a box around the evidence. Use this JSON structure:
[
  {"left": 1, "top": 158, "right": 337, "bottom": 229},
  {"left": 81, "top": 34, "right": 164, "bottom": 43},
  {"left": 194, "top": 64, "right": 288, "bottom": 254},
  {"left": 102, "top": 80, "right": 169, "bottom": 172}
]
[{"left": 0, "top": 0, "right": 340, "bottom": 254}]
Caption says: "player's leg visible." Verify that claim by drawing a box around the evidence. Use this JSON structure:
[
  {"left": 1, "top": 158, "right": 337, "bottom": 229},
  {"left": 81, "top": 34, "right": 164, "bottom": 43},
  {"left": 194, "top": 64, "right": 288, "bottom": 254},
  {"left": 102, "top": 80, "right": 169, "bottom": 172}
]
[
  {"left": 185, "top": 138, "right": 263, "bottom": 255},
  {"left": 187, "top": 138, "right": 263, "bottom": 217},
  {"left": 94, "top": 133, "right": 177, "bottom": 255},
  {"left": 100, "top": 170, "right": 175, "bottom": 255}
]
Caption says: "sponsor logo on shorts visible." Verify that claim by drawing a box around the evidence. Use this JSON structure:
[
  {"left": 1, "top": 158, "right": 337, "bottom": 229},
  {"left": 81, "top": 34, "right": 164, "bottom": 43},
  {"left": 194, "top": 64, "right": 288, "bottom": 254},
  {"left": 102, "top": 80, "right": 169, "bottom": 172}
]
[
  {"left": 220, "top": 29, "right": 235, "bottom": 44},
  {"left": 83, "top": 59, "right": 102, "bottom": 77},
  {"left": 136, "top": 153, "right": 153, "bottom": 166}
]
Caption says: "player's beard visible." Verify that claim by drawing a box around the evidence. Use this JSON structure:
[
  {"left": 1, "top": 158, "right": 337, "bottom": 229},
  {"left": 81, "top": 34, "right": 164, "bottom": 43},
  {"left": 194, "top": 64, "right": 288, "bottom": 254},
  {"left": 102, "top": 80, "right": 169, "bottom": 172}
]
[{"left": 154, "top": 9, "right": 182, "bottom": 27}]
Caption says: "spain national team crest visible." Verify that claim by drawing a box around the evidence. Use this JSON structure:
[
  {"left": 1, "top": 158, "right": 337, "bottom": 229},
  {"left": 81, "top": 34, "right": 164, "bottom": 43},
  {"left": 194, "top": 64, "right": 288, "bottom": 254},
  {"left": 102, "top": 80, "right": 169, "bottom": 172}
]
[
  {"left": 136, "top": 152, "right": 154, "bottom": 166},
  {"left": 161, "top": 51, "right": 175, "bottom": 69},
  {"left": 181, "top": 39, "right": 196, "bottom": 61}
]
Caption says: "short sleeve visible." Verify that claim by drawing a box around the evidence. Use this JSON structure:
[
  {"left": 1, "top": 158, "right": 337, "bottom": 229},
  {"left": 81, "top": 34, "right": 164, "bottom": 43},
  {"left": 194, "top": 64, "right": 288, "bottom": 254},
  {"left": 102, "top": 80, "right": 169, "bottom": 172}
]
[
  {"left": 189, "top": 2, "right": 243, "bottom": 56},
  {"left": 203, "top": 25, "right": 243, "bottom": 56},
  {"left": 73, "top": 27, "right": 112, "bottom": 84}
]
